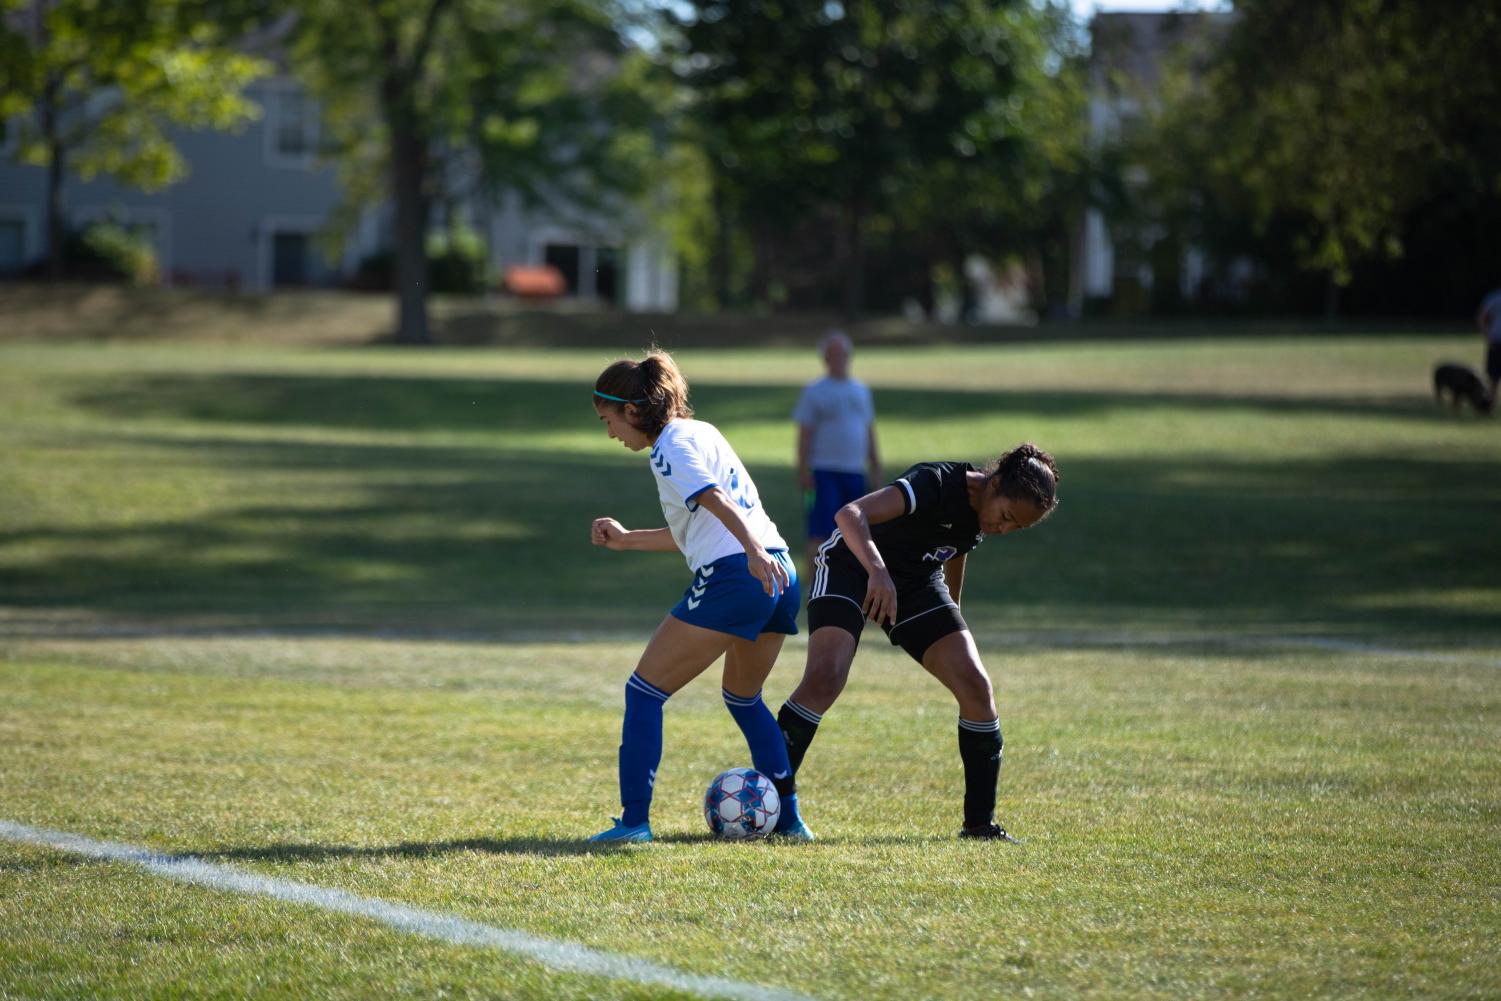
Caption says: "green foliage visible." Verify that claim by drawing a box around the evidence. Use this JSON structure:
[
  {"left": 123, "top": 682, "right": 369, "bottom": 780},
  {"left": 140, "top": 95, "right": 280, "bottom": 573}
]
[
  {"left": 2, "top": 0, "right": 268, "bottom": 191},
  {"left": 67, "top": 220, "right": 160, "bottom": 285},
  {"left": 290, "top": 1, "right": 669, "bottom": 248},
  {"left": 668, "top": 0, "right": 1093, "bottom": 313},
  {"left": 1135, "top": 0, "right": 1501, "bottom": 308},
  {"left": 284, "top": 0, "right": 673, "bottom": 341},
  {"left": 0, "top": 2, "right": 33, "bottom": 123},
  {"left": 886, "top": 0, "right": 1098, "bottom": 314},
  {"left": 425, "top": 224, "right": 488, "bottom": 294}
]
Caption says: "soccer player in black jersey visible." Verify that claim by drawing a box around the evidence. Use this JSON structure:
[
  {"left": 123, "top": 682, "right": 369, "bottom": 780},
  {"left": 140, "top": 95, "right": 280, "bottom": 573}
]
[{"left": 777, "top": 443, "right": 1059, "bottom": 841}]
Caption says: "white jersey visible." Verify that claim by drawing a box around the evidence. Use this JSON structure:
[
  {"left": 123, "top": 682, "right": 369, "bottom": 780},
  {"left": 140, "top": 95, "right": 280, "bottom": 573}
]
[{"left": 649, "top": 418, "right": 788, "bottom": 571}]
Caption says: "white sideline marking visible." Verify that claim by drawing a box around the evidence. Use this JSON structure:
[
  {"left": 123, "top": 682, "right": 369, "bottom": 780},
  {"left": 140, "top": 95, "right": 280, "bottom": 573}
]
[{"left": 0, "top": 820, "right": 812, "bottom": 1001}]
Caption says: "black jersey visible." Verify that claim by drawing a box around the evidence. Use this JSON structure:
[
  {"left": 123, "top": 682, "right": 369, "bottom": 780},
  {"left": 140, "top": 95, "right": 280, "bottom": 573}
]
[{"left": 830, "top": 461, "right": 985, "bottom": 586}]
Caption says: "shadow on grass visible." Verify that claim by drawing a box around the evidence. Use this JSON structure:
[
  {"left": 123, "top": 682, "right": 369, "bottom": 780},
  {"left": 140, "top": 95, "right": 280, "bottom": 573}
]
[
  {"left": 188, "top": 832, "right": 929, "bottom": 864},
  {"left": 1, "top": 281, "right": 1468, "bottom": 348},
  {"left": 2, "top": 371, "right": 1497, "bottom": 642},
  {"left": 424, "top": 306, "right": 1470, "bottom": 351},
  {"left": 196, "top": 835, "right": 608, "bottom": 861},
  {"left": 65, "top": 370, "right": 1467, "bottom": 433}
]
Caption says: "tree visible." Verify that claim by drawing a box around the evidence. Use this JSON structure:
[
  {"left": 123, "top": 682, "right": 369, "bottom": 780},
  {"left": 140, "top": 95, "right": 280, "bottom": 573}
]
[
  {"left": 671, "top": 0, "right": 1033, "bottom": 318},
  {"left": 1137, "top": 0, "right": 1501, "bottom": 316},
  {"left": 885, "top": 0, "right": 1099, "bottom": 318},
  {"left": 0, "top": 0, "right": 267, "bottom": 278},
  {"left": 286, "top": 0, "right": 666, "bottom": 345}
]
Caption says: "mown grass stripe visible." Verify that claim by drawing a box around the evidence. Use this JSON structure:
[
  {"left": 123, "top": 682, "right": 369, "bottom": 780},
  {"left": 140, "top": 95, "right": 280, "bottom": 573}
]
[{"left": 0, "top": 820, "right": 812, "bottom": 1001}]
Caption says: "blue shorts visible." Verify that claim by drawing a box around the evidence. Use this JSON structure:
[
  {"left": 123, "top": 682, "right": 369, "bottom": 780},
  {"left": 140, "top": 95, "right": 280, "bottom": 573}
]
[
  {"left": 807, "top": 469, "right": 868, "bottom": 540},
  {"left": 670, "top": 550, "right": 800, "bottom": 641}
]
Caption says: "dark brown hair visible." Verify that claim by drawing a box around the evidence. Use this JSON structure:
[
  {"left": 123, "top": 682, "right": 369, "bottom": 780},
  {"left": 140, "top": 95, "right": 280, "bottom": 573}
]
[
  {"left": 984, "top": 442, "right": 1060, "bottom": 516},
  {"left": 592, "top": 351, "right": 693, "bottom": 437}
]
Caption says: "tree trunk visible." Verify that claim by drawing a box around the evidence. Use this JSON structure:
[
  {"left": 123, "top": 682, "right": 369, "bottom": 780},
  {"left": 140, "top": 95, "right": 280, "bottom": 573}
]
[
  {"left": 1323, "top": 271, "right": 1340, "bottom": 322},
  {"left": 385, "top": 76, "right": 431, "bottom": 346},
  {"left": 42, "top": 79, "right": 64, "bottom": 281},
  {"left": 841, "top": 201, "right": 865, "bottom": 321},
  {"left": 710, "top": 179, "right": 733, "bottom": 309},
  {"left": 749, "top": 222, "right": 774, "bottom": 310},
  {"left": 955, "top": 252, "right": 976, "bottom": 324}
]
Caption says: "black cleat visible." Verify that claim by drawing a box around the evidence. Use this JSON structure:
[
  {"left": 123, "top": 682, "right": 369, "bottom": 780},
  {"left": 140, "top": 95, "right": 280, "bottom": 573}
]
[{"left": 959, "top": 822, "right": 1022, "bottom": 844}]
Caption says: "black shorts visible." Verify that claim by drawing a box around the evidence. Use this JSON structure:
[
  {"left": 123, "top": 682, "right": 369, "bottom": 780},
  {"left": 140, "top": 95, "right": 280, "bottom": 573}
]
[
  {"left": 807, "top": 551, "right": 968, "bottom": 663},
  {"left": 1487, "top": 342, "right": 1501, "bottom": 382}
]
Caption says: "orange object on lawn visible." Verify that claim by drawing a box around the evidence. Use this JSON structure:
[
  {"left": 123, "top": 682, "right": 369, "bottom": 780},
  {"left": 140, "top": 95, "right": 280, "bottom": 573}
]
[{"left": 504, "top": 264, "right": 567, "bottom": 298}]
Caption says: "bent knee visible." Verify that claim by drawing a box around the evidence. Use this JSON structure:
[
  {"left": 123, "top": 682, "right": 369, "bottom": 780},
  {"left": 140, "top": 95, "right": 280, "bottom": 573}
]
[
  {"left": 805, "top": 656, "right": 850, "bottom": 696},
  {"left": 951, "top": 668, "right": 995, "bottom": 716},
  {"left": 794, "top": 655, "right": 851, "bottom": 707}
]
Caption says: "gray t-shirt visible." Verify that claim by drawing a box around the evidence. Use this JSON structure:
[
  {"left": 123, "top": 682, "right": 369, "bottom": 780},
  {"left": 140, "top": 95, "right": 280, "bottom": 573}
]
[
  {"left": 1482, "top": 289, "right": 1501, "bottom": 343},
  {"left": 793, "top": 376, "right": 875, "bottom": 474}
]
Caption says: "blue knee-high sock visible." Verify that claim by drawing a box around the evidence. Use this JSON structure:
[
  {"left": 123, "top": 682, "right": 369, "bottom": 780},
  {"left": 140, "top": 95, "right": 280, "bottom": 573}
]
[
  {"left": 722, "top": 688, "right": 803, "bottom": 830},
  {"left": 619, "top": 673, "right": 671, "bottom": 827}
]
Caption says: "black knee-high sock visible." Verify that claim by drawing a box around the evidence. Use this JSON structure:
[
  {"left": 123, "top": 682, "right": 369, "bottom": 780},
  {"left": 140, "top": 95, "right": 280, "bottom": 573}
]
[
  {"left": 957, "top": 717, "right": 1002, "bottom": 829},
  {"left": 777, "top": 700, "right": 823, "bottom": 776}
]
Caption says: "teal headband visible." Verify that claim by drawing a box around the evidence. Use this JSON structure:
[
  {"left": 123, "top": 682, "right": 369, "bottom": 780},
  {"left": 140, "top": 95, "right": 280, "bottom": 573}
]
[{"left": 594, "top": 390, "right": 647, "bottom": 404}]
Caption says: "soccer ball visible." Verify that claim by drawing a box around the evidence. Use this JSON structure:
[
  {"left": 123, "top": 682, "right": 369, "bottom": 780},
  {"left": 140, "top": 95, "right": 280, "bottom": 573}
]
[{"left": 703, "top": 767, "right": 781, "bottom": 839}]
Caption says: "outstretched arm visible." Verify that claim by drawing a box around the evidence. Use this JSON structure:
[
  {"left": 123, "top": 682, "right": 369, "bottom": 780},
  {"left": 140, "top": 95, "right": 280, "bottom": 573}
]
[
  {"left": 591, "top": 519, "right": 679, "bottom": 552},
  {"left": 833, "top": 484, "right": 908, "bottom": 626}
]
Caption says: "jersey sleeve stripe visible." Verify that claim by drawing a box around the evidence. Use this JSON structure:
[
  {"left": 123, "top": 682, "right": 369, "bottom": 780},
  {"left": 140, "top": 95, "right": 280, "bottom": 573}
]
[
  {"left": 683, "top": 483, "right": 717, "bottom": 503},
  {"left": 896, "top": 477, "right": 916, "bottom": 514}
]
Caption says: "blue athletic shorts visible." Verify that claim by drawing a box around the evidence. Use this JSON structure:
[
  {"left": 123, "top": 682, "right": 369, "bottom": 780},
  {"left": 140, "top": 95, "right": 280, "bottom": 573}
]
[
  {"left": 807, "top": 469, "right": 868, "bottom": 540},
  {"left": 670, "top": 550, "right": 800, "bottom": 641}
]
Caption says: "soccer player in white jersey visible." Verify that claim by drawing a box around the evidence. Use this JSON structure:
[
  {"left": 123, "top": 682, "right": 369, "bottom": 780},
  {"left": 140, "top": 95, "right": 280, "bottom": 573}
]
[{"left": 587, "top": 350, "right": 813, "bottom": 842}]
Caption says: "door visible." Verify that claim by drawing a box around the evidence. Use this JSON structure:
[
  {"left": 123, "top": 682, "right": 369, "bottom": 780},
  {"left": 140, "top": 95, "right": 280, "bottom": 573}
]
[{"left": 272, "top": 232, "right": 309, "bottom": 287}]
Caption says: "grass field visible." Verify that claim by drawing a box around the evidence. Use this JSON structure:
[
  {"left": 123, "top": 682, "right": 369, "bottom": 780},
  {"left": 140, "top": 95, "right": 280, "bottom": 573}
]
[{"left": 2, "top": 320, "right": 1499, "bottom": 999}]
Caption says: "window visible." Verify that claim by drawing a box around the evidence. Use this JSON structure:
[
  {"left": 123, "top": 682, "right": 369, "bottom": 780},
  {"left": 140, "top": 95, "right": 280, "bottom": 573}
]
[
  {"left": 265, "top": 84, "right": 319, "bottom": 166},
  {"left": 277, "top": 91, "right": 314, "bottom": 156},
  {"left": 544, "top": 243, "right": 580, "bottom": 295}
]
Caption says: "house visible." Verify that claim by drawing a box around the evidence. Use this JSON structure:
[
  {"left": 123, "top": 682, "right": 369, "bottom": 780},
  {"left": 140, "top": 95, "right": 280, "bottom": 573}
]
[
  {"left": 0, "top": 76, "right": 678, "bottom": 311},
  {"left": 1076, "top": 10, "right": 1234, "bottom": 315}
]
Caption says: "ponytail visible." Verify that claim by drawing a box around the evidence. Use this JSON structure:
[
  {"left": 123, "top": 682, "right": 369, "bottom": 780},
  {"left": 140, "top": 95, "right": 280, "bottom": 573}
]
[
  {"left": 984, "top": 442, "right": 1059, "bottom": 515},
  {"left": 592, "top": 350, "right": 693, "bottom": 437}
]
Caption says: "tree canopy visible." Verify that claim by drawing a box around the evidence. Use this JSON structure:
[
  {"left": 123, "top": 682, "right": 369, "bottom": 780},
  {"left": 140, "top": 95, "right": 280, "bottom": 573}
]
[
  {"left": 1133, "top": 0, "right": 1501, "bottom": 315},
  {"left": 2, "top": 0, "right": 267, "bottom": 276},
  {"left": 284, "top": 0, "right": 669, "bottom": 343}
]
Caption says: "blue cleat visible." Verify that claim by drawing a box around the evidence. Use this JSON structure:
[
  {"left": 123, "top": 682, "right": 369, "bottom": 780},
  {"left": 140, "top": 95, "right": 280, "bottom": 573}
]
[
  {"left": 772, "top": 817, "right": 816, "bottom": 842},
  {"left": 588, "top": 817, "right": 653, "bottom": 843}
]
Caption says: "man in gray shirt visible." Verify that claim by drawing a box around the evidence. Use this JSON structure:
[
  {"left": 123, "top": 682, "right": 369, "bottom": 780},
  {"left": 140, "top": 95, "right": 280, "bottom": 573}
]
[
  {"left": 793, "top": 330, "right": 882, "bottom": 566},
  {"left": 1479, "top": 286, "right": 1501, "bottom": 399}
]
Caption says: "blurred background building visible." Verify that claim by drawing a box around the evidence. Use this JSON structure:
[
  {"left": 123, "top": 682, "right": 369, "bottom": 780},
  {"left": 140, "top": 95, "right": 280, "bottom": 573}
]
[{"left": 0, "top": 71, "right": 678, "bottom": 308}]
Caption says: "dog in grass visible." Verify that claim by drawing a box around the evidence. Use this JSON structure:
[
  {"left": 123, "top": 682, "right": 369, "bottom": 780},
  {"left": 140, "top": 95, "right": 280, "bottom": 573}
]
[{"left": 1432, "top": 362, "right": 1494, "bottom": 414}]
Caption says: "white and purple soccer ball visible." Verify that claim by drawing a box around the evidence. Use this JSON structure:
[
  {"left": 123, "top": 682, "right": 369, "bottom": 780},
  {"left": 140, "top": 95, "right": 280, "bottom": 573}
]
[{"left": 703, "top": 767, "right": 781, "bottom": 839}]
